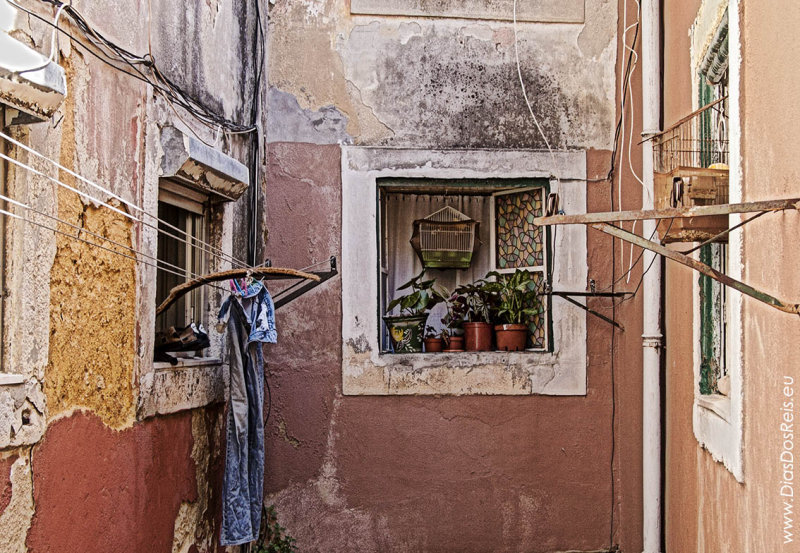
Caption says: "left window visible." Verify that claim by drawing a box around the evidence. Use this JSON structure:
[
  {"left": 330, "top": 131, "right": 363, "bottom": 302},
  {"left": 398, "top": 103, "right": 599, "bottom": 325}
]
[{"left": 155, "top": 182, "right": 209, "bottom": 344}]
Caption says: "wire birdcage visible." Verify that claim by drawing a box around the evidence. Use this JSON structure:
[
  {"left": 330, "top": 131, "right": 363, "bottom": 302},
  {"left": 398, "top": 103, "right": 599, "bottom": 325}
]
[
  {"left": 410, "top": 206, "right": 480, "bottom": 269},
  {"left": 651, "top": 97, "right": 730, "bottom": 242},
  {"left": 652, "top": 97, "right": 729, "bottom": 175}
]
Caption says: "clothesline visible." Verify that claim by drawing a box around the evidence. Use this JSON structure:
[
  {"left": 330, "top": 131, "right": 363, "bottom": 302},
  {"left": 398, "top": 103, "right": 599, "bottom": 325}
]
[
  {"left": 0, "top": 131, "right": 248, "bottom": 270},
  {"left": 0, "top": 193, "right": 328, "bottom": 314}
]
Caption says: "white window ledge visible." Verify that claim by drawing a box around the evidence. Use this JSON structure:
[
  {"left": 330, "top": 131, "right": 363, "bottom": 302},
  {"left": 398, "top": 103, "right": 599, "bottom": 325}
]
[
  {"left": 696, "top": 393, "right": 731, "bottom": 421},
  {"left": 345, "top": 351, "right": 585, "bottom": 395},
  {"left": 138, "top": 360, "right": 227, "bottom": 419},
  {"left": 341, "top": 147, "right": 588, "bottom": 396},
  {"left": 0, "top": 372, "right": 24, "bottom": 386}
]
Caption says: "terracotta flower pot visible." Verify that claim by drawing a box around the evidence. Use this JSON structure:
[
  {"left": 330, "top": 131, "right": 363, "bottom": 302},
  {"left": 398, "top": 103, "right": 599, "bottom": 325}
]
[
  {"left": 443, "top": 335, "right": 465, "bottom": 352},
  {"left": 463, "top": 322, "right": 492, "bottom": 351},
  {"left": 494, "top": 324, "right": 528, "bottom": 352},
  {"left": 424, "top": 337, "right": 443, "bottom": 352}
]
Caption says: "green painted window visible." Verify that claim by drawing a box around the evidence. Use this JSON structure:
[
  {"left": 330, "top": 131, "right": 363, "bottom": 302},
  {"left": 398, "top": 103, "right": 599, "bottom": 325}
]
[{"left": 697, "top": 76, "right": 728, "bottom": 395}]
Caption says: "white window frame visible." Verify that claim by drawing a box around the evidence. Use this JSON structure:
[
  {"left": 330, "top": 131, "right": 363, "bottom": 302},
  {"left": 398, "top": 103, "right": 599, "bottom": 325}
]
[
  {"left": 689, "top": 0, "right": 744, "bottom": 482},
  {"left": 341, "top": 146, "right": 588, "bottom": 396}
]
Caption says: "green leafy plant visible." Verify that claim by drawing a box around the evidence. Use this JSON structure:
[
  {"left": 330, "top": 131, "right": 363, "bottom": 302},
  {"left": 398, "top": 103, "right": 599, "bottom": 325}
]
[
  {"left": 454, "top": 278, "right": 497, "bottom": 323},
  {"left": 424, "top": 325, "right": 439, "bottom": 339},
  {"left": 254, "top": 505, "right": 297, "bottom": 553},
  {"left": 438, "top": 287, "right": 468, "bottom": 339},
  {"left": 386, "top": 271, "right": 445, "bottom": 316},
  {"left": 485, "top": 270, "right": 542, "bottom": 324}
]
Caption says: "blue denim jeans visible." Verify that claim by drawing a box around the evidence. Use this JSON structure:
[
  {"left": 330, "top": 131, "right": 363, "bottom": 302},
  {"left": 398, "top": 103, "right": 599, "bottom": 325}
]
[{"left": 219, "top": 285, "right": 275, "bottom": 546}]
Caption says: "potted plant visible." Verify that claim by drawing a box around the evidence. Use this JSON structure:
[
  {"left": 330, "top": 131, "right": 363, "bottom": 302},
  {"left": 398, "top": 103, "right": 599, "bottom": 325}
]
[
  {"left": 485, "top": 269, "right": 541, "bottom": 352},
  {"left": 440, "top": 290, "right": 467, "bottom": 352},
  {"left": 383, "top": 272, "right": 443, "bottom": 353},
  {"left": 455, "top": 278, "right": 496, "bottom": 351},
  {"left": 423, "top": 325, "right": 443, "bottom": 353}
]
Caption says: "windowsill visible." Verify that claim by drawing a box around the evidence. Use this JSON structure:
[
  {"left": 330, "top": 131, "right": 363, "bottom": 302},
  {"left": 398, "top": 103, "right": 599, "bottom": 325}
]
[
  {"left": 344, "top": 346, "right": 584, "bottom": 396},
  {"left": 380, "top": 350, "right": 547, "bottom": 357},
  {"left": 0, "top": 372, "right": 24, "bottom": 386},
  {"left": 138, "top": 357, "right": 227, "bottom": 419},
  {"left": 696, "top": 393, "right": 731, "bottom": 421},
  {"left": 153, "top": 356, "right": 222, "bottom": 371}
]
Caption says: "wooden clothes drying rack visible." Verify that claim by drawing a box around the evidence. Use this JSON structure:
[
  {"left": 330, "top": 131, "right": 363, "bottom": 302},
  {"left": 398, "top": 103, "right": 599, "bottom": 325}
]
[{"left": 156, "top": 256, "right": 338, "bottom": 316}]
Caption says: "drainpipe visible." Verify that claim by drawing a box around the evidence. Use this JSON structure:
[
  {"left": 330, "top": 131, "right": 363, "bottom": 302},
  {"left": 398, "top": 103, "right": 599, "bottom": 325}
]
[{"left": 640, "top": 0, "right": 662, "bottom": 552}]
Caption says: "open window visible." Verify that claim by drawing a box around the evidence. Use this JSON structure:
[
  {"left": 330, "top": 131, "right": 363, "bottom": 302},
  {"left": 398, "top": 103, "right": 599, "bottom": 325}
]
[
  {"left": 378, "top": 179, "right": 550, "bottom": 352},
  {"left": 156, "top": 182, "right": 209, "bottom": 336},
  {"left": 342, "top": 147, "right": 588, "bottom": 397}
]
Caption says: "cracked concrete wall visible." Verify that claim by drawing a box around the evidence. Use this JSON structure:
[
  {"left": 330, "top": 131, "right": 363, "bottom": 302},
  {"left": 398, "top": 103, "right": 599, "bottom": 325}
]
[
  {"left": 263, "top": 142, "right": 645, "bottom": 551},
  {"left": 1, "top": 0, "right": 264, "bottom": 550},
  {"left": 267, "top": 0, "right": 617, "bottom": 149}
]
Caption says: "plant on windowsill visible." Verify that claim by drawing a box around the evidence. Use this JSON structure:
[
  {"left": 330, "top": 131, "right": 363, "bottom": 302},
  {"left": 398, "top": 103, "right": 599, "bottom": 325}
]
[
  {"left": 455, "top": 278, "right": 497, "bottom": 352},
  {"left": 423, "top": 325, "right": 443, "bottom": 353},
  {"left": 485, "top": 269, "right": 542, "bottom": 352},
  {"left": 384, "top": 271, "right": 444, "bottom": 353},
  {"left": 440, "top": 289, "right": 467, "bottom": 352}
]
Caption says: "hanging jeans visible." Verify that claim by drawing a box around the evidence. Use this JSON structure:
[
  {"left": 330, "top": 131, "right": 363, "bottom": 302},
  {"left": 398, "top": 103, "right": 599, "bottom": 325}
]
[{"left": 219, "top": 286, "right": 276, "bottom": 546}]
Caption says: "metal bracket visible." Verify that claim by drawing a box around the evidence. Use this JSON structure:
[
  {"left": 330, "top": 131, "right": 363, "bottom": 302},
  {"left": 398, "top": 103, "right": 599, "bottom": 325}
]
[
  {"left": 535, "top": 199, "right": 800, "bottom": 316},
  {"left": 592, "top": 222, "right": 800, "bottom": 315},
  {"left": 549, "top": 290, "right": 630, "bottom": 331},
  {"left": 273, "top": 256, "right": 338, "bottom": 311}
]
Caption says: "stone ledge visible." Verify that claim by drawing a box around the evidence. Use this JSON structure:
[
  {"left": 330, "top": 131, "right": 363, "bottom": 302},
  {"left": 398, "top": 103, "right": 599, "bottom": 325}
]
[
  {"left": 138, "top": 362, "right": 227, "bottom": 419},
  {"left": 350, "top": 0, "right": 585, "bottom": 24},
  {"left": 343, "top": 351, "right": 585, "bottom": 396}
]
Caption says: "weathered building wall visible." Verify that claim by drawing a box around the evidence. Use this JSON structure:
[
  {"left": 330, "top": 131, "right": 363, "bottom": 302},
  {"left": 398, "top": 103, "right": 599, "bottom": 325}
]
[
  {"left": 664, "top": 0, "right": 800, "bottom": 551},
  {"left": 263, "top": 1, "right": 648, "bottom": 551},
  {"left": 0, "top": 0, "right": 263, "bottom": 550}
]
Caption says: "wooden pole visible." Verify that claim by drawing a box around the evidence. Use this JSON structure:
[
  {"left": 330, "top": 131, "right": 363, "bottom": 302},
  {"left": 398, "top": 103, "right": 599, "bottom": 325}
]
[{"left": 156, "top": 267, "right": 320, "bottom": 316}]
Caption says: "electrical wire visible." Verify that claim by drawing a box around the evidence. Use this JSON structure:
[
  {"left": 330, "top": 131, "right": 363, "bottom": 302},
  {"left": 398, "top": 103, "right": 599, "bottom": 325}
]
[
  {"left": 512, "top": 0, "right": 562, "bottom": 292},
  {"left": 6, "top": 0, "right": 257, "bottom": 134}
]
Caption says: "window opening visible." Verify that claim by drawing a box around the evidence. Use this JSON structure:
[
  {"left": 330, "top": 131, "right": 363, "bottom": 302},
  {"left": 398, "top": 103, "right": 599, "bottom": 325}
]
[
  {"left": 378, "top": 179, "right": 550, "bottom": 352},
  {"left": 155, "top": 195, "right": 209, "bottom": 336},
  {"left": 698, "top": 73, "right": 729, "bottom": 395}
]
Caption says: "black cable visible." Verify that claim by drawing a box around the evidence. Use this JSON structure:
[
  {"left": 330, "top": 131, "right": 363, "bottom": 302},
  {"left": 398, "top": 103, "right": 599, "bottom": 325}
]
[
  {"left": 11, "top": 0, "right": 257, "bottom": 133},
  {"left": 607, "top": 19, "right": 641, "bottom": 182},
  {"left": 616, "top": 219, "right": 675, "bottom": 307}
]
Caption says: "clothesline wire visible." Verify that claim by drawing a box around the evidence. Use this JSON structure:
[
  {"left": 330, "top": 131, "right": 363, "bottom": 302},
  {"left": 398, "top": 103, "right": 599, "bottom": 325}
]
[
  {"left": 0, "top": 131, "right": 247, "bottom": 268},
  {"left": 0, "top": 204, "right": 231, "bottom": 295},
  {"left": 0, "top": 136, "right": 249, "bottom": 269},
  {"left": 0, "top": 189, "right": 229, "bottom": 291}
]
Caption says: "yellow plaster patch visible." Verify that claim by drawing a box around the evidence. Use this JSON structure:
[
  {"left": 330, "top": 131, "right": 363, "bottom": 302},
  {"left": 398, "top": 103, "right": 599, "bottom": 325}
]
[
  {"left": 44, "top": 56, "right": 137, "bottom": 430},
  {"left": 171, "top": 410, "right": 221, "bottom": 553}
]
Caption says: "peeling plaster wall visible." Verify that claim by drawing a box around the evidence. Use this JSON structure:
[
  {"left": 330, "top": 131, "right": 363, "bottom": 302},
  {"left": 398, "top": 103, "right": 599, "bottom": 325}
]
[
  {"left": 664, "top": 0, "right": 800, "bottom": 551},
  {"left": 263, "top": 142, "right": 646, "bottom": 551},
  {"left": 267, "top": 0, "right": 617, "bottom": 149},
  {"left": 263, "top": 0, "right": 651, "bottom": 551},
  {"left": 0, "top": 0, "right": 264, "bottom": 550}
]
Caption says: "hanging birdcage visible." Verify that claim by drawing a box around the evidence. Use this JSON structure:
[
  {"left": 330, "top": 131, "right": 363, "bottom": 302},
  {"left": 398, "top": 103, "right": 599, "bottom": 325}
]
[{"left": 410, "top": 206, "right": 480, "bottom": 269}]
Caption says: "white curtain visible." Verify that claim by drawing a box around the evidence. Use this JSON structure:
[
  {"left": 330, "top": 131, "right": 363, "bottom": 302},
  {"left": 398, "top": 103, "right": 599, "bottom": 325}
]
[{"left": 384, "top": 193, "right": 492, "bottom": 334}]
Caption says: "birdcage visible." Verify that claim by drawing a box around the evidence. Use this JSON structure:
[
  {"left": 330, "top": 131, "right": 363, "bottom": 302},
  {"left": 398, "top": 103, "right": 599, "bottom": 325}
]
[
  {"left": 410, "top": 206, "right": 480, "bottom": 269},
  {"left": 651, "top": 97, "right": 730, "bottom": 242}
]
